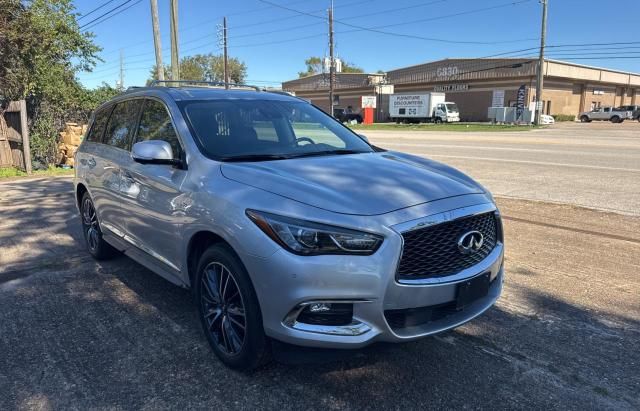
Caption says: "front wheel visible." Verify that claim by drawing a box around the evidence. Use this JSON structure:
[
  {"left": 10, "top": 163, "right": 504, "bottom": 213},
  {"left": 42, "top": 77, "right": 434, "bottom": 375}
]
[
  {"left": 580, "top": 115, "right": 590, "bottom": 123},
  {"left": 196, "top": 244, "right": 271, "bottom": 370},
  {"left": 610, "top": 116, "right": 621, "bottom": 123},
  {"left": 434, "top": 117, "right": 443, "bottom": 124},
  {"left": 80, "top": 192, "right": 116, "bottom": 260}
]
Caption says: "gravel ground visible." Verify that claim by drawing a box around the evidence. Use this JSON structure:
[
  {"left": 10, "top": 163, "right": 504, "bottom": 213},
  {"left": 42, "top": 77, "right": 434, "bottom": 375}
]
[{"left": 0, "top": 176, "right": 638, "bottom": 410}]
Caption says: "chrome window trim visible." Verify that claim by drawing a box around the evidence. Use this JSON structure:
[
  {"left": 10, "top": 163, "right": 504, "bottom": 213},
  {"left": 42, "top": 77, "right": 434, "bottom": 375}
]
[{"left": 391, "top": 202, "right": 500, "bottom": 286}]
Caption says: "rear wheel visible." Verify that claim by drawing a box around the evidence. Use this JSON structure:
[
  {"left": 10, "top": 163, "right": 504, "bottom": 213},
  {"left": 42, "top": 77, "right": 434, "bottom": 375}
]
[
  {"left": 80, "top": 192, "right": 116, "bottom": 260},
  {"left": 195, "top": 244, "right": 271, "bottom": 370},
  {"left": 610, "top": 116, "right": 621, "bottom": 123},
  {"left": 580, "top": 115, "right": 590, "bottom": 123}
]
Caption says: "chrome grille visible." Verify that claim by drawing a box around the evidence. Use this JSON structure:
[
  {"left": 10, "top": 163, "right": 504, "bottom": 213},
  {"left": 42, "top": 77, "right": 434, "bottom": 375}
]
[{"left": 397, "top": 212, "right": 498, "bottom": 280}]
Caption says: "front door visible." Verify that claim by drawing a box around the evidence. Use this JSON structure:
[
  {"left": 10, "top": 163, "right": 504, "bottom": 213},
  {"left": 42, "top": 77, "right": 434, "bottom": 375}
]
[
  {"left": 119, "top": 98, "right": 187, "bottom": 276},
  {"left": 95, "top": 99, "right": 142, "bottom": 238}
]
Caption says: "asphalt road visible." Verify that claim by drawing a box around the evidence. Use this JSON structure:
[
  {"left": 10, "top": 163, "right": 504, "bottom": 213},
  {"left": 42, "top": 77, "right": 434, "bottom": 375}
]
[
  {"left": 364, "top": 121, "right": 640, "bottom": 216},
  {"left": 0, "top": 124, "right": 639, "bottom": 410}
]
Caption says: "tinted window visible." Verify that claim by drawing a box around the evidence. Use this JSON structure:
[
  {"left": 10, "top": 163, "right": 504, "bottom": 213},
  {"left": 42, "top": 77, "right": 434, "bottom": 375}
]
[
  {"left": 86, "top": 106, "right": 113, "bottom": 143},
  {"left": 104, "top": 100, "right": 141, "bottom": 149},
  {"left": 182, "top": 100, "right": 372, "bottom": 160},
  {"left": 136, "top": 99, "right": 181, "bottom": 157}
]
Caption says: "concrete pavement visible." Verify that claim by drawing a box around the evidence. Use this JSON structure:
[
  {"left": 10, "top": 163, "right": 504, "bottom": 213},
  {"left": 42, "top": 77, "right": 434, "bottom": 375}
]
[{"left": 364, "top": 121, "right": 640, "bottom": 216}]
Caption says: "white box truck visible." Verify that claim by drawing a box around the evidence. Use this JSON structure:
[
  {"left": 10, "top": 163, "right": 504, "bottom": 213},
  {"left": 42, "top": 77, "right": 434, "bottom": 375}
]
[{"left": 389, "top": 93, "right": 460, "bottom": 123}]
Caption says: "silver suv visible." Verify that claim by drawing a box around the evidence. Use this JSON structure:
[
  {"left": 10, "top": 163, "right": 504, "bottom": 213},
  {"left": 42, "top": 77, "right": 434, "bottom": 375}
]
[{"left": 74, "top": 82, "right": 504, "bottom": 370}]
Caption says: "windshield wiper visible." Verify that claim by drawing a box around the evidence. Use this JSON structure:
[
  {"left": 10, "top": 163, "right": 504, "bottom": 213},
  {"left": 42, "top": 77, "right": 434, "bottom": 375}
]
[
  {"left": 289, "top": 149, "right": 366, "bottom": 159},
  {"left": 220, "top": 154, "right": 292, "bottom": 162}
]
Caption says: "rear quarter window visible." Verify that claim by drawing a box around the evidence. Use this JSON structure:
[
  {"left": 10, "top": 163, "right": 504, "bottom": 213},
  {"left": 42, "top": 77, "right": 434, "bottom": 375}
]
[
  {"left": 86, "top": 106, "right": 113, "bottom": 143},
  {"left": 104, "top": 100, "right": 142, "bottom": 149}
]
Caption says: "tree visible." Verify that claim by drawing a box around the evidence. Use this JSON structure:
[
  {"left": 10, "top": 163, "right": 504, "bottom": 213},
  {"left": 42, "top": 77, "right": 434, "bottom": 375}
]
[
  {"left": 0, "top": 0, "right": 101, "bottom": 166},
  {"left": 298, "top": 57, "right": 323, "bottom": 78},
  {"left": 341, "top": 61, "right": 365, "bottom": 74},
  {"left": 297, "top": 56, "right": 364, "bottom": 77},
  {"left": 148, "top": 53, "right": 248, "bottom": 84}
]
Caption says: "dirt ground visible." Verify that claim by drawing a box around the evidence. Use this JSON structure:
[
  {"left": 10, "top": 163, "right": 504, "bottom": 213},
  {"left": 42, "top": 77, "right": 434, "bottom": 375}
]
[{"left": 0, "top": 176, "right": 638, "bottom": 410}]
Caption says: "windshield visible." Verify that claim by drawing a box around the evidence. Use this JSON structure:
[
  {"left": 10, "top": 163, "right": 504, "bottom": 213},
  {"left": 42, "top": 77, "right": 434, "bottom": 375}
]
[
  {"left": 445, "top": 103, "right": 459, "bottom": 112},
  {"left": 181, "top": 99, "right": 373, "bottom": 160}
]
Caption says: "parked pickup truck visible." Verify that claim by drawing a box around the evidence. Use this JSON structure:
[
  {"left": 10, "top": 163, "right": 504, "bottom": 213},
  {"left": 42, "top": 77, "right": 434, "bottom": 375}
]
[
  {"left": 616, "top": 105, "right": 640, "bottom": 122},
  {"left": 579, "top": 106, "right": 632, "bottom": 123}
]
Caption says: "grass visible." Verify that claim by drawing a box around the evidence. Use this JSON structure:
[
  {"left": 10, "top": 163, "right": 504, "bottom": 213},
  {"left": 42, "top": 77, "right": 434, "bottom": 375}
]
[
  {"left": 0, "top": 166, "right": 74, "bottom": 179},
  {"left": 348, "top": 123, "right": 541, "bottom": 132}
]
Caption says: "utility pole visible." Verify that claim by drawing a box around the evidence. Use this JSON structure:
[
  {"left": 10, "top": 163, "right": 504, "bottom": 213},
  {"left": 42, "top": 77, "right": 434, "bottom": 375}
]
[
  {"left": 170, "top": 0, "right": 180, "bottom": 81},
  {"left": 149, "top": 0, "right": 164, "bottom": 81},
  {"left": 223, "top": 17, "right": 229, "bottom": 88},
  {"left": 535, "top": 0, "right": 548, "bottom": 125},
  {"left": 118, "top": 49, "right": 124, "bottom": 89},
  {"left": 328, "top": 0, "right": 335, "bottom": 117}
]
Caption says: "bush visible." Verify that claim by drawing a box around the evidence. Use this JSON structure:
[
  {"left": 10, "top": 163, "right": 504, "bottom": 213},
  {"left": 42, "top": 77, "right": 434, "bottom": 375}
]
[{"left": 552, "top": 114, "right": 576, "bottom": 122}]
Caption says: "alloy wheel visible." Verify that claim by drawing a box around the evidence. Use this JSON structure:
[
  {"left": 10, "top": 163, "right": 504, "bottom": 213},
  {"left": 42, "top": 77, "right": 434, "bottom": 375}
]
[
  {"left": 82, "top": 197, "right": 100, "bottom": 252},
  {"left": 201, "top": 262, "right": 247, "bottom": 355}
]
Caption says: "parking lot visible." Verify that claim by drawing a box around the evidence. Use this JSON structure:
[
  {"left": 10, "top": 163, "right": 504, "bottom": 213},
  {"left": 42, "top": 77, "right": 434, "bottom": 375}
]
[{"left": 1, "top": 122, "right": 639, "bottom": 410}]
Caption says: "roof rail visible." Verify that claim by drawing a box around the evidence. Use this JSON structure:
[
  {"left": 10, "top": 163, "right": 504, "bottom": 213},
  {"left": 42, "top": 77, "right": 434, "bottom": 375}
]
[{"left": 148, "top": 80, "right": 261, "bottom": 91}]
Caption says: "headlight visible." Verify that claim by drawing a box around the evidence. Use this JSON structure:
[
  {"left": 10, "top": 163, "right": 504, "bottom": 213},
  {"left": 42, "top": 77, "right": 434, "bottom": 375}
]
[{"left": 246, "top": 210, "right": 383, "bottom": 255}]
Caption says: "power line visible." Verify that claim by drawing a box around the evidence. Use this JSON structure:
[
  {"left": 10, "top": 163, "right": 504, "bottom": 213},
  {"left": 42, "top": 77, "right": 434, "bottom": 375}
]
[
  {"left": 80, "top": 0, "right": 136, "bottom": 29},
  {"left": 228, "top": 0, "right": 446, "bottom": 42},
  {"left": 78, "top": 0, "right": 119, "bottom": 21},
  {"left": 258, "top": 0, "right": 536, "bottom": 45},
  {"left": 83, "top": 0, "right": 142, "bottom": 31}
]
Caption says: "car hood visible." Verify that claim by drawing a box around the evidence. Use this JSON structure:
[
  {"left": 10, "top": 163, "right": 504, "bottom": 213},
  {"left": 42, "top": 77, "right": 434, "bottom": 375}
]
[{"left": 220, "top": 152, "right": 485, "bottom": 216}]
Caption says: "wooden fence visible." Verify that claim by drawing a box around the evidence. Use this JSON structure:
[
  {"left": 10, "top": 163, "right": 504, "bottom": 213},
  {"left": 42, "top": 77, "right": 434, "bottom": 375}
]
[{"left": 0, "top": 100, "right": 32, "bottom": 174}]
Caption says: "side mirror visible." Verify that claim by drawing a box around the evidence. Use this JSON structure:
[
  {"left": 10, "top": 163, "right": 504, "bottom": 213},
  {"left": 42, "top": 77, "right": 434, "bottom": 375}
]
[
  {"left": 132, "top": 140, "right": 181, "bottom": 166},
  {"left": 358, "top": 134, "right": 369, "bottom": 143}
]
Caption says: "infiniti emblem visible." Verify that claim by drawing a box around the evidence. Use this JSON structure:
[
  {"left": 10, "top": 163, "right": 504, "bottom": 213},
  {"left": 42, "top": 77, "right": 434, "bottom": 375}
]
[{"left": 458, "top": 231, "right": 484, "bottom": 254}]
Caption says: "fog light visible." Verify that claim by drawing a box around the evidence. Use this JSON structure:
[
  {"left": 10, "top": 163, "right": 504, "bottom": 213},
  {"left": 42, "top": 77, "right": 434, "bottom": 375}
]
[{"left": 309, "top": 303, "right": 331, "bottom": 313}]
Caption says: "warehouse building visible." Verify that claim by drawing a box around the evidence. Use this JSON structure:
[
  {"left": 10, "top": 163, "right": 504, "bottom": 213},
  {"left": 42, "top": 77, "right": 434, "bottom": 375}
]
[{"left": 282, "top": 58, "right": 640, "bottom": 121}]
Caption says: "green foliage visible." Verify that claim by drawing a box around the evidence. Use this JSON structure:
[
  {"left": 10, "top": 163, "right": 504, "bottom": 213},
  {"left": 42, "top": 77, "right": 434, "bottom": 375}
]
[
  {"left": 0, "top": 165, "right": 73, "bottom": 179},
  {"left": 298, "top": 56, "right": 364, "bottom": 77},
  {"left": 0, "top": 0, "right": 103, "bottom": 167},
  {"left": 341, "top": 61, "right": 365, "bottom": 73},
  {"left": 552, "top": 114, "right": 576, "bottom": 122},
  {"left": 148, "top": 54, "right": 248, "bottom": 84},
  {"left": 29, "top": 104, "right": 59, "bottom": 165}
]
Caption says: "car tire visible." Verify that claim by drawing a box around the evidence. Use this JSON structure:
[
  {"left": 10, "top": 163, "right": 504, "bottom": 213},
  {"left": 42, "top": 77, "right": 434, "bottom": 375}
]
[
  {"left": 195, "top": 244, "right": 271, "bottom": 370},
  {"left": 610, "top": 116, "right": 621, "bottom": 123},
  {"left": 435, "top": 117, "right": 443, "bottom": 124},
  {"left": 80, "top": 192, "right": 116, "bottom": 260},
  {"left": 580, "top": 115, "right": 590, "bottom": 123}
]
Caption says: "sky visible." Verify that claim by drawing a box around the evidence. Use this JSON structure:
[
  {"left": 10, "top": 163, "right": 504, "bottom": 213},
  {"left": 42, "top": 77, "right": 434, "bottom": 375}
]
[{"left": 74, "top": 0, "right": 640, "bottom": 89}]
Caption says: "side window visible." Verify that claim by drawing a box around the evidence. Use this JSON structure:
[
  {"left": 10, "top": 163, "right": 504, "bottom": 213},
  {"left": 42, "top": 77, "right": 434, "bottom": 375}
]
[
  {"left": 86, "top": 106, "right": 113, "bottom": 143},
  {"left": 104, "top": 100, "right": 142, "bottom": 149},
  {"left": 604, "top": 107, "right": 611, "bottom": 113},
  {"left": 136, "top": 99, "right": 181, "bottom": 157}
]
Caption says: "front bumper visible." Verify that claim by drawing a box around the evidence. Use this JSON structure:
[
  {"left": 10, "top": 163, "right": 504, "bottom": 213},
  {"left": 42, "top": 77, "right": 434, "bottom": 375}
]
[{"left": 241, "top": 204, "right": 504, "bottom": 349}]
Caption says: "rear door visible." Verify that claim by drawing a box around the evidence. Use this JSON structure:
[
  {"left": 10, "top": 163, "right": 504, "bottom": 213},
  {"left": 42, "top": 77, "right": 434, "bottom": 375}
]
[
  {"left": 119, "top": 98, "right": 188, "bottom": 275},
  {"left": 97, "top": 99, "right": 143, "bottom": 237},
  {"left": 78, "top": 105, "right": 114, "bottom": 221}
]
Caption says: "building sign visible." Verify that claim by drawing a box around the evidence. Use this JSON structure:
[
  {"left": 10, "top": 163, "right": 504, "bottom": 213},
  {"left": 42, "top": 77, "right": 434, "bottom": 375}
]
[
  {"left": 435, "top": 66, "right": 459, "bottom": 79},
  {"left": 361, "top": 96, "right": 377, "bottom": 109},
  {"left": 593, "top": 90, "right": 604, "bottom": 95},
  {"left": 515, "top": 85, "right": 527, "bottom": 121},
  {"left": 434, "top": 84, "right": 469, "bottom": 92},
  {"left": 492, "top": 90, "right": 505, "bottom": 108}
]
